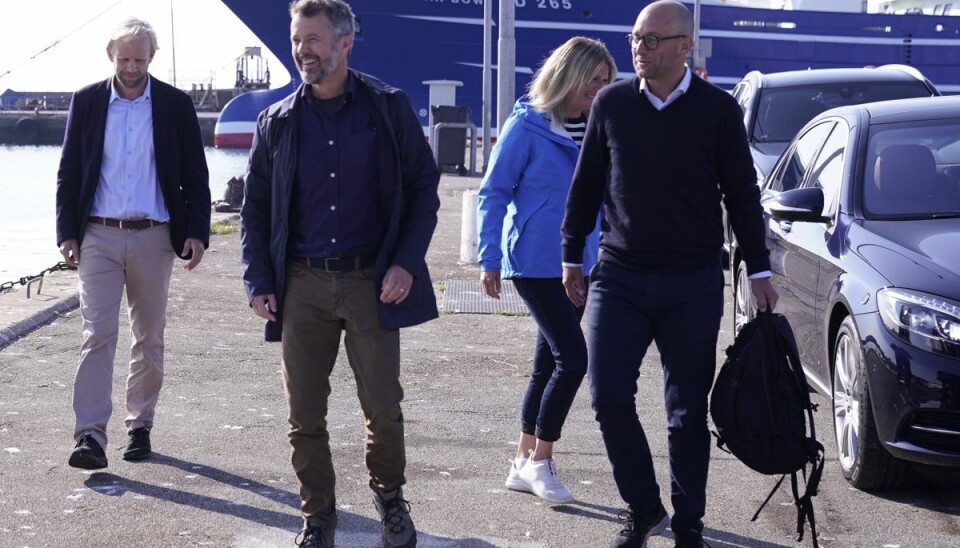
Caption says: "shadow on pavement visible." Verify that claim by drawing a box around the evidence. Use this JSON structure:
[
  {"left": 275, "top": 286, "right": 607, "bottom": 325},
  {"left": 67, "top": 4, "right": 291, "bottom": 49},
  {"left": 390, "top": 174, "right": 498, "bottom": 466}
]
[
  {"left": 148, "top": 452, "right": 300, "bottom": 509},
  {"left": 84, "top": 472, "right": 302, "bottom": 530},
  {"left": 87, "top": 456, "right": 506, "bottom": 547},
  {"left": 551, "top": 500, "right": 623, "bottom": 524},
  {"left": 700, "top": 527, "right": 793, "bottom": 548}
]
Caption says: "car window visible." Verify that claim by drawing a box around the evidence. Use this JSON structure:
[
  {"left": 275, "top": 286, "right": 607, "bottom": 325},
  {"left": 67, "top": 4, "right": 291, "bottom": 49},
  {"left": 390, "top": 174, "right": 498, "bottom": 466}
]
[
  {"left": 753, "top": 81, "right": 932, "bottom": 144},
  {"left": 803, "top": 124, "right": 848, "bottom": 216},
  {"left": 768, "top": 121, "right": 834, "bottom": 193},
  {"left": 864, "top": 120, "right": 960, "bottom": 217}
]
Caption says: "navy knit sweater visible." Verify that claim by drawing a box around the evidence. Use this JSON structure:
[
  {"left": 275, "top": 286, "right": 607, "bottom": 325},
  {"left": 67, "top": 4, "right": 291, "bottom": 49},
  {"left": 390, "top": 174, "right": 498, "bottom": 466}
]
[{"left": 561, "top": 75, "right": 771, "bottom": 275}]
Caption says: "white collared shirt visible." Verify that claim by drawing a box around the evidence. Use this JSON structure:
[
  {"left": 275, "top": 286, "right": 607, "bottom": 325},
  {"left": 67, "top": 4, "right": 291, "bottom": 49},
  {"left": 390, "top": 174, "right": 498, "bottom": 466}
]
[
  {"left": 91, "top": 76, "right": 168, "bottom": 222},
  {"left": 639, "top": 65, "right": 692, "bottom": 111}
]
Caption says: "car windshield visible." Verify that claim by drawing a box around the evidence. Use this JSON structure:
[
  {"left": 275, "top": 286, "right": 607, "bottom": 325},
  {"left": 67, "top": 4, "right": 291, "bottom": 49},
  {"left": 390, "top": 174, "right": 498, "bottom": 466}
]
[
  {"left": 752, "top": 81, "right": 932, "bottom": 143},
  {"left": 863, "top": 119, "right": 960, "bottom": 218}
]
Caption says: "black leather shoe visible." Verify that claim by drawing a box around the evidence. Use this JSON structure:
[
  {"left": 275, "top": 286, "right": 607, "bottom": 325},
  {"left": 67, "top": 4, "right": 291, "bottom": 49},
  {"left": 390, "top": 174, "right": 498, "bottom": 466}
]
[
  {"left": 122, "top": 427, "right": 152, "bottom": 461},
  {"left": 611, "top": 501, "right": 669, "bottom": 547},
  {"left": 68, "top": 433, "right": 108, "bottom": 470}
]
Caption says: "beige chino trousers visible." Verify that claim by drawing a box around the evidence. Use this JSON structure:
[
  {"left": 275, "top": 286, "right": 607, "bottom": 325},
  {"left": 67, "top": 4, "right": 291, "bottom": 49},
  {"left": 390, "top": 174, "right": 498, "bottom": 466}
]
[{"left": 72, "top": 223, "right": 175, "bottom": 449}]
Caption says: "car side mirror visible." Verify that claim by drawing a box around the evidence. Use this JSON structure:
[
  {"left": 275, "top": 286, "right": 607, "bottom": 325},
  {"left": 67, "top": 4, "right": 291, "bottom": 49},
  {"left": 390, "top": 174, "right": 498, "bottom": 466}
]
[{"left": 768, "top": 187, "right": 830, "bottom": 223}]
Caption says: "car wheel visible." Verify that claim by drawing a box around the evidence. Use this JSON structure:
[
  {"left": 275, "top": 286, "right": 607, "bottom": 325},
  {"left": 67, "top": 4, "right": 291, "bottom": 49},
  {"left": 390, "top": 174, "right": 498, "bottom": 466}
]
[
  {"left": 832, "top": 316, "right": 913, "bottom": 489},
  {"left": 732, "top": 259, "right": 755, "bottom": 335}
]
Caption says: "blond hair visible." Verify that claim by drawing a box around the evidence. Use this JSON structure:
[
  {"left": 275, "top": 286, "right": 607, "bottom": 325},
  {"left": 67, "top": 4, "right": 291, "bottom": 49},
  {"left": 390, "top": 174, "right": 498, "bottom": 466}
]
[
  {"left": 527, "top": 36, "right": 617, "bottom": 121},
  {"left": 107, "top": 17, "right": 159, "bottom": 56}
]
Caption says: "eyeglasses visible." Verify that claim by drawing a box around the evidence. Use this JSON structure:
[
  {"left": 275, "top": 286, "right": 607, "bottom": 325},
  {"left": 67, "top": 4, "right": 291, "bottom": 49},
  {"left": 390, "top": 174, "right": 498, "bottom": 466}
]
[{"left": 625, "top": 34, "right": 686, "bottom": 50}]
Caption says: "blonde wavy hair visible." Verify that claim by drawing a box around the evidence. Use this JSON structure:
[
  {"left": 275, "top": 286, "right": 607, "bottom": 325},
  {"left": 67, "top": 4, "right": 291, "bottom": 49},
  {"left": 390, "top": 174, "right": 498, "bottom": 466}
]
[
  {"left": 107, "top": 17, "right": 159, "bottom": 57},
  {"left": 527, "top": 36, "right": 617, "bottom": 122}
]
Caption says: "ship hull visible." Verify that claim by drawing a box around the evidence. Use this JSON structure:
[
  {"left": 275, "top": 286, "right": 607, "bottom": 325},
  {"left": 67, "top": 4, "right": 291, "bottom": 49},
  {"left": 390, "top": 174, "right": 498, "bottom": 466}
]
[{"left": 215, "top": 0, "right": 960, "bottom": 148}]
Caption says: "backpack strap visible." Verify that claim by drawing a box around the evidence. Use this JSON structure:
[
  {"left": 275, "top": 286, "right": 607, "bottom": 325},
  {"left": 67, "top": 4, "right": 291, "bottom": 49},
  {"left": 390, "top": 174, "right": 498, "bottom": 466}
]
[
  {"left": 751, "top": 314, "right": 826, "bottom": 548},
  {"left": 750, "top": 474, "right": 786, "bottom": 522},
  {"left": 711, "top": 430, "right": 732, "bottom": 455}
]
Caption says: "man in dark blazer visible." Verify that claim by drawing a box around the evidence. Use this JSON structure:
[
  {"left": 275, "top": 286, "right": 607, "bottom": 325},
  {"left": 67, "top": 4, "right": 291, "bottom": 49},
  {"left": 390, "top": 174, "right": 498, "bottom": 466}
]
[
  {"left": 55, "top": 17, "right": 210, "bottom": 470},
  {"left": 240, "top": 2, "right": 439, "bottom": 546}
]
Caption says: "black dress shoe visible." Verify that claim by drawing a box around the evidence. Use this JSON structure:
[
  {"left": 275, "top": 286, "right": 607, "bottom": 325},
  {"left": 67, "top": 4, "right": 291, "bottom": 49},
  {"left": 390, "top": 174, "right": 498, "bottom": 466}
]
[
  {"left": 122, "top": 427, "right": 152, "bottom": 461},
  {"left": 68, "top": 433, "right": 108, "bottom": 470}
]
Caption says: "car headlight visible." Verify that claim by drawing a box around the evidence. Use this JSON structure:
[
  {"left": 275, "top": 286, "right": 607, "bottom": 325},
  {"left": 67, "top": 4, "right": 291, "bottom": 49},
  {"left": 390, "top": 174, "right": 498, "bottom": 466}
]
[{"left": 877, "top": 288, "right": 960, "bottom": 357}]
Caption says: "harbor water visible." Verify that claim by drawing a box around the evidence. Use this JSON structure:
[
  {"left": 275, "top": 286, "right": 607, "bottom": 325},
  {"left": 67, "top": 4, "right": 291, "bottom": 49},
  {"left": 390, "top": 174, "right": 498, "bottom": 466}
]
[{"left": 0, "top": 145, "right": 250, "bottom": 283}]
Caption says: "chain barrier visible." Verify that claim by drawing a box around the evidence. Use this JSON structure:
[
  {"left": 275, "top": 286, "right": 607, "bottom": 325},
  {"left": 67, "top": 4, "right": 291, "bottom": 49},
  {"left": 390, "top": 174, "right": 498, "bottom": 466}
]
[{"left": 0, "top": 261, "right": 75, "bottom": 296}]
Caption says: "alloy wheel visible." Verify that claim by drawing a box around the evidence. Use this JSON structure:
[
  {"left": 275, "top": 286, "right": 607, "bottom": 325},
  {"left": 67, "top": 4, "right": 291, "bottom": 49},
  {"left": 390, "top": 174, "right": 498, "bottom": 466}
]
[{"left": 833, "top": 327, "right": 861, "bottom": 474}]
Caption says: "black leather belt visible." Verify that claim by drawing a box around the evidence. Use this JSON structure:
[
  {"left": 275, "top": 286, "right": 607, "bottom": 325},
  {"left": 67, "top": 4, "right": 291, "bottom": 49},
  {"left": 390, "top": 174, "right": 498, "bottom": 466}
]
[
  {"left": 88, "top": 216, "right": 166, "bottom": 230},
  {"left": 291, "top": 254, "right": 376, "bottom": 273}
]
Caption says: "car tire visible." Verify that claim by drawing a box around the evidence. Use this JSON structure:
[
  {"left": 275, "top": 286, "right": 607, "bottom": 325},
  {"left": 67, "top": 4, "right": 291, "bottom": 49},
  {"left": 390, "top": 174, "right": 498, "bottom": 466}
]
[
  {"left": 732, "top": 259, "right": 755, "bottom": 335},
  {"left": 832, "top": 315, "right": 913, "bottom": 489}
]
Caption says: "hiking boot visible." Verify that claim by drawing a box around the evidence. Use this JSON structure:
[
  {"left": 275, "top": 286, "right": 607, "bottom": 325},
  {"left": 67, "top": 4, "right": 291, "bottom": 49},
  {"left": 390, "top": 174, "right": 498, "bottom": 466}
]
[
  {"left": 504, "top": 457, "right": 531, "bottom": 493},
  {"left": 68, "top": 433, "right": 108, "bottom": 470},
  {"left": 517, "top": 458, "right": 574, "bottom": 504},
  {"left": 674, "top": 528, "right": 711, "bottom": 548},
  {"left": 295, "top": 524, "right": 335, "bottom": 547},
  {"left": 122, "top": 427, "right": 152, "bottom": 461},
  {"left": 610, "top": 501, "right": 669, "bottom": 547},
  {"left": 372, "top": 487, "right": 417, "bottom": 548}
]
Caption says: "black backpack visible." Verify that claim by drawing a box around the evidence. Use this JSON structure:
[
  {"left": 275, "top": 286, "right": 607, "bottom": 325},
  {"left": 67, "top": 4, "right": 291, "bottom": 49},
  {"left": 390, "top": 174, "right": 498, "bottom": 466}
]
[{"left": 710, "top": 312, "right": 825, "bottom": 547}]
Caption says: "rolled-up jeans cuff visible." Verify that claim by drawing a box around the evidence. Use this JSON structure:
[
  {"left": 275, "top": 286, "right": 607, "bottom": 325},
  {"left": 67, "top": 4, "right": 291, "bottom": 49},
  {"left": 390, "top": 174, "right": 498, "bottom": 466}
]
[{"left": 535, "top": 427, "right": 561, "bottom": 443}]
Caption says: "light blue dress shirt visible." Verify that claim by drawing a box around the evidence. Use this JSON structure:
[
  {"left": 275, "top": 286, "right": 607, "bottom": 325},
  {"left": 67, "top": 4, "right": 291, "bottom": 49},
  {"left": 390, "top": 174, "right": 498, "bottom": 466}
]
[{"left": 90, "top": 76, "right": 169, "bottom": 222}]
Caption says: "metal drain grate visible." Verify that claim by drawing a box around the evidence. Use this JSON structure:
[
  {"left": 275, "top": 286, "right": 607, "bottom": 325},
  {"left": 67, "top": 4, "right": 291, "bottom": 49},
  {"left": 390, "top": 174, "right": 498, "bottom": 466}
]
[{"left": 440, "top": 280, "right": 528, "bottom": 315}]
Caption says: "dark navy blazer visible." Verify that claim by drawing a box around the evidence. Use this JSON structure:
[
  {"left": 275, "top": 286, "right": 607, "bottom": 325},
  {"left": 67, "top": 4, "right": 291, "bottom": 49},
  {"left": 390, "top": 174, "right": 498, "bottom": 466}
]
[{"left": 55, "top": 75, "right": 211, "bottom": 258}]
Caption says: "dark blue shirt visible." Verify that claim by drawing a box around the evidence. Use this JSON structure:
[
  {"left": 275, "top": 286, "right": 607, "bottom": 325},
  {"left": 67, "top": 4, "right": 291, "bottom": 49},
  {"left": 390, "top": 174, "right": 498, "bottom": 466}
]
[{"left": 291, "top": 73, "right": 384, "bottom": 258}]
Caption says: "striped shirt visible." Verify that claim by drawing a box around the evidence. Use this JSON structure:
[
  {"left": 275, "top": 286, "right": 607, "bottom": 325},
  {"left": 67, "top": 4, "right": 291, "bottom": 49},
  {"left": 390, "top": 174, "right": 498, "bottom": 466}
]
[{"left": 564, "top": 115, "right": 587, "bottom": 148}]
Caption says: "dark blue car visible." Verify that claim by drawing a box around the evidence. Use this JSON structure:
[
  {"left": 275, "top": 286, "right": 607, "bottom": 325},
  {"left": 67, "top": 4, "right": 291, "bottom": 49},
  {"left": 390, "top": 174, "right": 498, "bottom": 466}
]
[
  {"left": 730, "top": 96, "right": 960, "bottom": 489},
  {"left": 724, "top": 66, "right": 939, "bottom": 263}
]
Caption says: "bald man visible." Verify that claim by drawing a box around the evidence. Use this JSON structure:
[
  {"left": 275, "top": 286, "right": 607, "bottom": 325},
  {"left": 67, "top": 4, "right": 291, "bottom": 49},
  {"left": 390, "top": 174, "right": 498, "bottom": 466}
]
[{"left": 560, "top": 2, "right": 777, "bottom": 546}]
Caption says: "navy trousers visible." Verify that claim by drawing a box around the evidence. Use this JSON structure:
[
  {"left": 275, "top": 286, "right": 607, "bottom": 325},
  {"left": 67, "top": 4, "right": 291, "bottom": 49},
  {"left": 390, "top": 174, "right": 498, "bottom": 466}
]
[
  {"left": 586, "top": 261, "right": 724, "bottom": 533},
  {"left": 511, "top": 277, "right": 587, "bottom": 442}
]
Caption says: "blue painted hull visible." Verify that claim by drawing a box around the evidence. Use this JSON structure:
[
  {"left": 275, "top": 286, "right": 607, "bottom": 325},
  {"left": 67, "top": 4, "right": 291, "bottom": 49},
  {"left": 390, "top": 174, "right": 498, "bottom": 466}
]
[{"left": 215, "top": 0, "right": 960, "bottom": 147}]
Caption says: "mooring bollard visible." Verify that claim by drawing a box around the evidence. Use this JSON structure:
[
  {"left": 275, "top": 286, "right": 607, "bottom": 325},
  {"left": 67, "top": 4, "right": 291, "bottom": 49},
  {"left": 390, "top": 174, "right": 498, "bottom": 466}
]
[{"left": 460, "top": 189, "right": 479, "bottom": 264}]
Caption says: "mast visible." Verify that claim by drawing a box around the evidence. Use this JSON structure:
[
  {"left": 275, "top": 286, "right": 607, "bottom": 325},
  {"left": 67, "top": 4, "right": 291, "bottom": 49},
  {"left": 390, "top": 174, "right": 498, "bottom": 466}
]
[{"left": 169, "top": 0, "right": 178, "bottom": 87}]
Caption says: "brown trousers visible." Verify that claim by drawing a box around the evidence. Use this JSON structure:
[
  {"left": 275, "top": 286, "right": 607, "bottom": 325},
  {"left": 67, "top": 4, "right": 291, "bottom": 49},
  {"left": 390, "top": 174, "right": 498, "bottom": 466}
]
[
  {"left": 281, "top": 263, "right": 405, "bottom": 529},
  {"left": 73, "top": 223, "right": 175, "bottom": 449}
]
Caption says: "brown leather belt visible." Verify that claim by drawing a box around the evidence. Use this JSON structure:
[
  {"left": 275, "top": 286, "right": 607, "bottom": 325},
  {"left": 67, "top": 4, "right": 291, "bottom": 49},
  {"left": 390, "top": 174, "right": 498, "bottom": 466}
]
[
  {"left": 88, "top": 216, "right": 166, "bottom": 230},
  {"left": 291, "top": 254, "right": 376, "bottom": 273}
]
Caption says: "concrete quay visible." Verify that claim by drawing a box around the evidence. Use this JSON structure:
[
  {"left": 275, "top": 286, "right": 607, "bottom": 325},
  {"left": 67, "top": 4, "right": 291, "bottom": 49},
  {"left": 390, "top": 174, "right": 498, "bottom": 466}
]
[
  {"left": 2, "top": 174, "right": 958, "bottom": 547},
  {"left": 0, "top": 110, "right": 220, "bottom": 147}
]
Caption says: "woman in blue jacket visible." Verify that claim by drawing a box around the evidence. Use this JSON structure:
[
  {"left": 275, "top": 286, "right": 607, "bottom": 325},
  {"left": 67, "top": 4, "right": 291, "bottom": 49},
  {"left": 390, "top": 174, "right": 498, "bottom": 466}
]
[{"left": 477, "top": 36, "right": 615, "bottom": 504}]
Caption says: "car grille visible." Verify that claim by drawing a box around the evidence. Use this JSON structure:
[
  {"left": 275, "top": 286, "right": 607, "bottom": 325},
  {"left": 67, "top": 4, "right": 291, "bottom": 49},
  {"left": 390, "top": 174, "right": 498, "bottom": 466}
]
[{"left": 905, "top": 410, "right": 960, "bottom": 454}]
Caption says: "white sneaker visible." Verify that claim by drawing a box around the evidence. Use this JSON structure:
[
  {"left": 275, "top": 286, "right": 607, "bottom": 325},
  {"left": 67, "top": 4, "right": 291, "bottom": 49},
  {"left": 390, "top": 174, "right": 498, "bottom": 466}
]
[
  {"left": 504, "top": 457, "right": 531, "bottom": 493},
  {"left": 518, "top": 458, "right": 574, "bottom": 504}
]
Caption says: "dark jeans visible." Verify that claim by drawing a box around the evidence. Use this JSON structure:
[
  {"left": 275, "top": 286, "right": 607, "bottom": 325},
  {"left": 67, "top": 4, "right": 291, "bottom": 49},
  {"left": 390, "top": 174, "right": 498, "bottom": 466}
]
[
  {"left": 586, "top": 261, "right": 723, "bottom": 533},
  {"left": 511, "top": 277, "right": 587, "bottom": 442}
]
